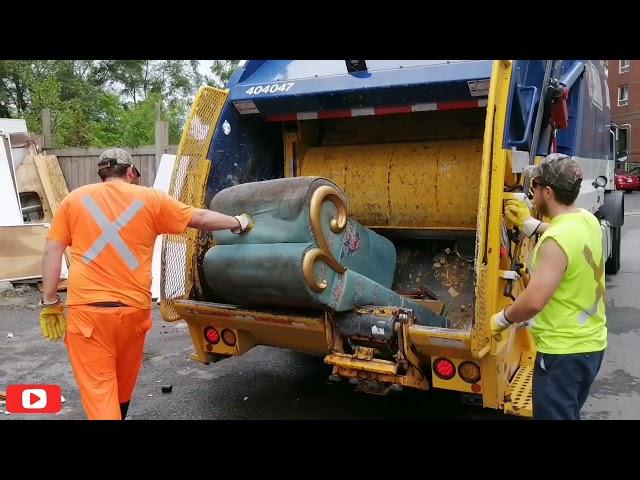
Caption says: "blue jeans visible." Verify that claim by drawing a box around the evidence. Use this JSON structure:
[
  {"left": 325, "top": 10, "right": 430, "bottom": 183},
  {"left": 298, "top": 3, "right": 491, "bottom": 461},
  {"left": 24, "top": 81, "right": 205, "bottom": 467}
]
[{"left": 533, "top": 350, "right": 605, "bottom": 420}]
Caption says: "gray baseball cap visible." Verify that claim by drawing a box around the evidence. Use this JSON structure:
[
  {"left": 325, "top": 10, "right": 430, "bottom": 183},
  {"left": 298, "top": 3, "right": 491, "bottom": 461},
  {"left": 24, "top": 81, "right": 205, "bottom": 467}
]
[
  {"left": 97, "top": 148, "right": 134, "bottom": 171},
  {"left": 530, "top": 153, "right": 583, "bottom": 192}
]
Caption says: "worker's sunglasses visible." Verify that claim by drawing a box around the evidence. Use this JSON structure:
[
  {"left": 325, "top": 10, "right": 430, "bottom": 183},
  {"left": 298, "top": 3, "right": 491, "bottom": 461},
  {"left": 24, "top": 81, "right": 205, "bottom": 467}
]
[
  {"left": 131, "top": 165, "right": 141, "bottom": 178},
  {"left": 531, "top": 178, "right": 547, "bottom": 190},
  {"left": 531, "top": 178, "right": 576, "bottom": 196}
]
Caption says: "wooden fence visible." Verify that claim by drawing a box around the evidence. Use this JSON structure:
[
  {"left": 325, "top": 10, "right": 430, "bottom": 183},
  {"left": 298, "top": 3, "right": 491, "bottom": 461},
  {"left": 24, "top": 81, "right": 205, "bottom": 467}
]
[{"left": 46, "top": 146, "right": 177, "bottom": 190}]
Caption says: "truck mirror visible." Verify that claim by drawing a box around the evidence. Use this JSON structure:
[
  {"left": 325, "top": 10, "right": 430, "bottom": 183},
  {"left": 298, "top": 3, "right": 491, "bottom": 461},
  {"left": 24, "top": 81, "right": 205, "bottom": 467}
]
[{"left": 593, "top": 176, "right": 608, "bottom": 188}]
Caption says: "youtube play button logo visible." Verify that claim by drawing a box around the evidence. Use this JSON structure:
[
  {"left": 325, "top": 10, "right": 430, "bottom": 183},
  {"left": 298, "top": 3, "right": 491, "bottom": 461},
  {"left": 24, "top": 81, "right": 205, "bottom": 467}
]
[
  {"left": 6, "top": 385, "right": 62, "bottom": 414},
  {"left": 23, "top": 389, "right": 47, "bottom": 409}
]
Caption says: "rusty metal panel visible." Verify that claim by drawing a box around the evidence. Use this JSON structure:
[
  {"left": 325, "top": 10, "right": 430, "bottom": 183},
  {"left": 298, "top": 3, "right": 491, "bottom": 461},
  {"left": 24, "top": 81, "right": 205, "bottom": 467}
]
[
  {"left": 300, "top": 139, "right": 483, "bottom": 230},
  {"left": 325, "top": 352, "right": 398, "bottom": 375}
]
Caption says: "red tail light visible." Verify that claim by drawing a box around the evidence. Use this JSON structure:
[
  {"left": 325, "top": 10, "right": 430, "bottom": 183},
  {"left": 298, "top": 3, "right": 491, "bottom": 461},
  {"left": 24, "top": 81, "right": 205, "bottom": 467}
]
[
  {"left": 433, "top": 358, "right": 456, "bottom": 380},
  {"left": 204, "top": 327, "right": 220, "bottom": 344}
]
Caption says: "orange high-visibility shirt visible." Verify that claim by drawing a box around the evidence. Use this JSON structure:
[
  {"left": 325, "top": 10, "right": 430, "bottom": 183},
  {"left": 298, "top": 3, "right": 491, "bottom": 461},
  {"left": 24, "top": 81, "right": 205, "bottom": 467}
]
[{"left": 47, "top": 181, "right": 196, "bottom": 308}]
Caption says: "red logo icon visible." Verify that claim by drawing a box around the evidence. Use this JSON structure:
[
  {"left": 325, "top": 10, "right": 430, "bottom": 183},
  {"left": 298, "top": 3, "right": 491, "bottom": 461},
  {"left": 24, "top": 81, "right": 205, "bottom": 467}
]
[{"left": 5, "top": 384, "right": 62, "bottom": 414}]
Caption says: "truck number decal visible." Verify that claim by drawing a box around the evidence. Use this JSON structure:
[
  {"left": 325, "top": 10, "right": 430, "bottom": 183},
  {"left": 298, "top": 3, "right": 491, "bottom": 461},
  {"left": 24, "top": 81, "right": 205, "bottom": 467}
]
[{"left": 245, "top": 83, "right": 295, "bottom": 95}]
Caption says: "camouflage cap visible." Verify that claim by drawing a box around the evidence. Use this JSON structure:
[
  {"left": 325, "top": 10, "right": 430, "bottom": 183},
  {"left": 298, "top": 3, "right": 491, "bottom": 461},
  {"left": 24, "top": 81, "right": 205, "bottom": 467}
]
[
  {"left": 97, "top": 148, "right": 134, "bottom": 170},
  {"left": 530, "top": 153, "right": 583, "bottom": 192}
]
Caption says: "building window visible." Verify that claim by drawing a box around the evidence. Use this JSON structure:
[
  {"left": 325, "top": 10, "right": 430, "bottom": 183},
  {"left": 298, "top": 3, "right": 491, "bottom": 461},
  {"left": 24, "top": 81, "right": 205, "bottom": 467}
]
[
  {"left": 620, "top": 60, "right": 630, "bottom": 73},
  {"left": 618, "top": 85, "right": 629, "bottom": 106}
]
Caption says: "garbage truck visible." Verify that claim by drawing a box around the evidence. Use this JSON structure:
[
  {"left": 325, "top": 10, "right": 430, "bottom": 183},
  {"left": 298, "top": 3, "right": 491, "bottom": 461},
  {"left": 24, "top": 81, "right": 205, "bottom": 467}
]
[{"left": 160, "top": 60, "right": 625, "bottom": 416}]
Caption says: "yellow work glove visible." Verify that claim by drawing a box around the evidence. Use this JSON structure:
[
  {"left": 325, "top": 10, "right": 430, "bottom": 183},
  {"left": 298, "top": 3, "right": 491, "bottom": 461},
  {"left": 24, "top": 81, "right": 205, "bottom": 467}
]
[
  {"left": 504, "top": 199, "right": 541, "bottom": 237},
  {"left": 490, "top": 309, "right": 513, "bottom": 341},
  {"left": 39, "top": 296, "right": 66, "bottom": 341},
  {"left": 504, "top": 199, "right": 530, "bottom": 227},
  {"left": 231, "top": 213, "right": 255, "bottom": 234}
]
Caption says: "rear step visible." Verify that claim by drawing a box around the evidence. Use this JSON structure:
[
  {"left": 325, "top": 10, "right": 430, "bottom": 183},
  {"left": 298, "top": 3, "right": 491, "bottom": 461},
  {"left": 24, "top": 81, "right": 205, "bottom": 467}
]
[{"left": 504, "top": 351, "right": 535, "bottom": 417}]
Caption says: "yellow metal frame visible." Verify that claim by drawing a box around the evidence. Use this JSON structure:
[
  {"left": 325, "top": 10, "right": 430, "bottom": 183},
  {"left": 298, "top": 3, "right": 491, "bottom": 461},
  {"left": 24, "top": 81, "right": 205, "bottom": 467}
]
[
  {"left": 468, "top": 60, "right": 536, "bottom": 414},
  {"left": 173, "top": 300, "right": 329, "bottom": 363},
  {"left": 471, "top": 59, "right": 514, "bottom": 358},
  {"left": 160, "top": 86, "right": 229, "bottom": 322}
]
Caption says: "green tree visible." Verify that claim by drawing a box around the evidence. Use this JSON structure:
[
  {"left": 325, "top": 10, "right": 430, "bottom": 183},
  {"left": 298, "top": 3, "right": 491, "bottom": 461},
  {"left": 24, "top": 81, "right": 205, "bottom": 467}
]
[
  {"left": 209, "top": 60, "right": 241, "bottom": 87},
  {"left": 0, "top": 59, "right": 239, "bottom": 147},
  {"left": 119, "top": 94, "right": 160, "bottom": 147}
]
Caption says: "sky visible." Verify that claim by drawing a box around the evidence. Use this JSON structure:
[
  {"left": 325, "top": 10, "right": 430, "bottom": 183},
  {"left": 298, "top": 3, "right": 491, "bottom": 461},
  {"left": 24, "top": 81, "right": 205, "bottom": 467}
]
[
  {"left": 198, "top": 60, "right": 214, "bottom": 79},
  {"left": 197, "top": 60, "right": 245, "bottom": 86}
]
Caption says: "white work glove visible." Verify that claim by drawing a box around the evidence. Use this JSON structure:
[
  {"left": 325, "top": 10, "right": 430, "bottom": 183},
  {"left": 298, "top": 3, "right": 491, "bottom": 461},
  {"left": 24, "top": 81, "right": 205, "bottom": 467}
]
[
  {"left": 490, "top": 308, "right": 514, "bottom": 341},
  {"left": 231, "top": 213, "right": 255, "bottom": 234},
  {"left": 521, "top": 217, "right": 542, "bottom": 238}
]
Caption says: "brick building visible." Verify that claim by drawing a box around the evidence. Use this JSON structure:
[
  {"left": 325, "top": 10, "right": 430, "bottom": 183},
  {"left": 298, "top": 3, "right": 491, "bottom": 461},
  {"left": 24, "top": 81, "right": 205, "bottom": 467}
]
[{"left": 607, "top": 60, "right": 638, "bottom": 164}]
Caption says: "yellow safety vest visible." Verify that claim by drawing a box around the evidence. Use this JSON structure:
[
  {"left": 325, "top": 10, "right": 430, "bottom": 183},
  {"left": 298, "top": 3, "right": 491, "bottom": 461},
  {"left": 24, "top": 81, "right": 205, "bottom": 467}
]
[{"left": 530, "top": 209, "right": 607, "bottom": 354}]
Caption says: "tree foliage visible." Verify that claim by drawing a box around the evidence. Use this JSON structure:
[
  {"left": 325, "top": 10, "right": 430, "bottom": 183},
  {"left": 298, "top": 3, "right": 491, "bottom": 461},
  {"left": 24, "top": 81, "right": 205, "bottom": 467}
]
[{"left": 0, "top": 60, "right": 242, "bottom": 147}]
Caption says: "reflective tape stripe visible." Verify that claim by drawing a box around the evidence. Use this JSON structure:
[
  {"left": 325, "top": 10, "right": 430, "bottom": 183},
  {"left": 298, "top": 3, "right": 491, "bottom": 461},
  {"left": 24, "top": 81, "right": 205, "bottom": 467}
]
[
  {"left": 578, "top": 244, "right": 606, "bottom": 325},
  {"left": 81, "top": 196, "right": 144, "bottom": 270}
]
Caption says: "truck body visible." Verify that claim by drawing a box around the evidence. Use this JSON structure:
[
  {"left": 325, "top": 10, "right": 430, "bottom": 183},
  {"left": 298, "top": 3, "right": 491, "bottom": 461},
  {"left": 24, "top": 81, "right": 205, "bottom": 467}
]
[{"left": 160, "top": 60, "right": 624, "bottom": 416}]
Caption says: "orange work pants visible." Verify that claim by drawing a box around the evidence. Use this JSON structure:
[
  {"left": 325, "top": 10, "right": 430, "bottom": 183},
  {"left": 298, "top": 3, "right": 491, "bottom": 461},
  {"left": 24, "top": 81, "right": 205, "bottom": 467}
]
[{"left": 64, "top": 305, "right": 152, "bottom": 420}]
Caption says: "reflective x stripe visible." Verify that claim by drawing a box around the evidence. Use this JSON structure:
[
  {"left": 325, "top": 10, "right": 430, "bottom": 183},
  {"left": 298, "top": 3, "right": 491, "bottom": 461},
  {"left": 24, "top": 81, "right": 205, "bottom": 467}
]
[
  {"left": 578, "top": 244, "right": 605, "bottom": 325},
  {"left": 81, "top": 196, "right": 144, "bottom": 270}
]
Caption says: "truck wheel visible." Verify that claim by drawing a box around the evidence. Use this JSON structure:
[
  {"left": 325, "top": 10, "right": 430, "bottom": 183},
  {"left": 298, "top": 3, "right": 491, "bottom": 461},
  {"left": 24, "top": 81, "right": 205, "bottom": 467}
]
[{"left": 606, "top": 225, "right": 621, "bottom": 274}]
